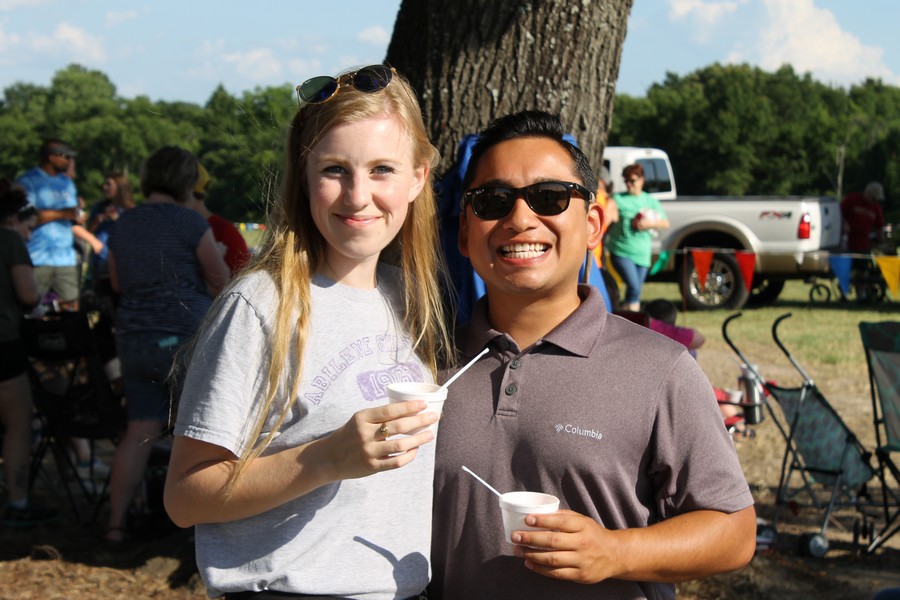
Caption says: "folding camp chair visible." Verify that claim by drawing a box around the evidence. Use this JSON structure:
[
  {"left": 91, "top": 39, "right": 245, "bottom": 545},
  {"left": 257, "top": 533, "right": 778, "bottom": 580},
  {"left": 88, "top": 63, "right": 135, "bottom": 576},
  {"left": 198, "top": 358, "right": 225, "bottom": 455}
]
[
  {"left": 859, "top": 321, "right": 900, "bottom": 554},
  {"left": 22, "top": 311, "right": 125, "bottom": 524},
  {"left": 724, "top": 312, "right": 877, "bottom": 557}
]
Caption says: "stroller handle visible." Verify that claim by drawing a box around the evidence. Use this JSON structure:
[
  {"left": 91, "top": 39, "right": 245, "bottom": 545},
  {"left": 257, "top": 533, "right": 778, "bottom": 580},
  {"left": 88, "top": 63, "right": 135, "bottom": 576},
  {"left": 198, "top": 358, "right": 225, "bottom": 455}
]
[
  {"left": 772, "top": 312, "right": 814, "bottom": 383},
  {"left": 722, "top": 312, "right": 751, "bottom": 364}
]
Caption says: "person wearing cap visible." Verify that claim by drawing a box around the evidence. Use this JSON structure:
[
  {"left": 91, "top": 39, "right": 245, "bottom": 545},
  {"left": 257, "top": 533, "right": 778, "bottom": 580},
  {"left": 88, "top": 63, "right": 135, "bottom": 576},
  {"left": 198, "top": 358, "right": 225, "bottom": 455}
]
[
  {"left": 841, "top": 181, "right": 886, "bottom": 253},
  {"left": 191, "top": 163, "right": 250, "bottom": 275},
  {"left": 15, "top": 139, "right": 82, "bottom": 311}
]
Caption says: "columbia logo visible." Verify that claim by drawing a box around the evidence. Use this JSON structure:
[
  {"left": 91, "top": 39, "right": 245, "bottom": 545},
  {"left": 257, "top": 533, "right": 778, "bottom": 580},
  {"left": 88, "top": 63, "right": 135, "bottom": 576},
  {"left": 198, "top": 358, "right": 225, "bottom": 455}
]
[{"left": 556, "top": 423, "right": 603, "bottom": 440}]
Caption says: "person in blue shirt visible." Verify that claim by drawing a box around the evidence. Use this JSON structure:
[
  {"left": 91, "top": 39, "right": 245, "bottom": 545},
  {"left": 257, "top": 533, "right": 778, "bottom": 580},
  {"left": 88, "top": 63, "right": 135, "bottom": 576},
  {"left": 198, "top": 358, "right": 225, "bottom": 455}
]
[{"left": 16, "top": 139, "right": 81, "bottom": 310}]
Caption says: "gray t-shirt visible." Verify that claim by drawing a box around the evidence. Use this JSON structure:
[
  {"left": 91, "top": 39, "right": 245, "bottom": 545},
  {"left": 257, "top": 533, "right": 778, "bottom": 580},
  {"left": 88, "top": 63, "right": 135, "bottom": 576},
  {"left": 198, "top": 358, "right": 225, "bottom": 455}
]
[
  {"left": 430, "top": 285, "right": 754, "bottom": 600},
  {"left": 175, "top": 267, "right": 435, "bottom": 598}
]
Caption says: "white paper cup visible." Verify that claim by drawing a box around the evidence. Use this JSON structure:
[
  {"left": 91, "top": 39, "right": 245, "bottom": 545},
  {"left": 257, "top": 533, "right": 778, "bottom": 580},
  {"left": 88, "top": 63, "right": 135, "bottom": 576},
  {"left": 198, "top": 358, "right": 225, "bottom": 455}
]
[
  {"left": 386, "top": 382, "right": 447, "bottom": 435},
  {"left": 499, "top": 491, "right": 560, "bottom": 543}
]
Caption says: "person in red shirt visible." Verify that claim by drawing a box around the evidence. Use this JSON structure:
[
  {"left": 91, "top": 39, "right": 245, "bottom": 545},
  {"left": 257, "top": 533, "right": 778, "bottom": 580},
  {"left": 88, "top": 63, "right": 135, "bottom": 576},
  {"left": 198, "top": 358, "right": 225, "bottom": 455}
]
[
  {"left": 192, "top": 164, "right": 251, "bottom": 275},
  {"left": 841, "top": 181, "right": 886, "bottom": 253}
]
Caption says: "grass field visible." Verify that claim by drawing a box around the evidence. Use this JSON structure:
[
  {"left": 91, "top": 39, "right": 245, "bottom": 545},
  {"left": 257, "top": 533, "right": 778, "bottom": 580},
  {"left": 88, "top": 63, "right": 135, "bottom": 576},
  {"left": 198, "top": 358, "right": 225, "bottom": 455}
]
[{"left": 639, "top": 279, "right": 899, "bottom": 387}]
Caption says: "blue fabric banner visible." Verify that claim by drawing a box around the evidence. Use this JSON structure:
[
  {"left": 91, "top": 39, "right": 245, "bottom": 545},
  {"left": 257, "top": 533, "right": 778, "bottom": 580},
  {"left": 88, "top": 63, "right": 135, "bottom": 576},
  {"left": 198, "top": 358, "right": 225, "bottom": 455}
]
[{"left": 828, "top": 255, "right": 852, "bottom": 296}]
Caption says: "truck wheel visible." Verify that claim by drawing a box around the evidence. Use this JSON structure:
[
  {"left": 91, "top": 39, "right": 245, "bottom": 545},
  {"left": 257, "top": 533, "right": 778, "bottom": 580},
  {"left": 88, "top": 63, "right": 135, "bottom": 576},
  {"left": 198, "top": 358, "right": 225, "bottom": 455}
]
[
  {"left": 679, "top": 252, "right": 749, "bottom": 311},
  {"left": 747, "top": 279, "right": 785, "bottom": 306}
]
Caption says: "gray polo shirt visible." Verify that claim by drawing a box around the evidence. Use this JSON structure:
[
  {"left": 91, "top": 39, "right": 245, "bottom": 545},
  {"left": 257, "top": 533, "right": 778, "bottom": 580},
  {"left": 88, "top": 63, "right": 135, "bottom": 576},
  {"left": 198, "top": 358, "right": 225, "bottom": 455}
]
[{"left": 431, "top": 285, "right": 753, "bottom": 600}]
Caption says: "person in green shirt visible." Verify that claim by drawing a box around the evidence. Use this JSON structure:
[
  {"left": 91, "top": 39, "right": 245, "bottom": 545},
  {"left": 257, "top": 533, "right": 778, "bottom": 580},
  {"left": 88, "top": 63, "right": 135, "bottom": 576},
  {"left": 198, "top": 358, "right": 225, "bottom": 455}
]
[{"left": 605, "top": 163, "right": 669, "bottom": 311}]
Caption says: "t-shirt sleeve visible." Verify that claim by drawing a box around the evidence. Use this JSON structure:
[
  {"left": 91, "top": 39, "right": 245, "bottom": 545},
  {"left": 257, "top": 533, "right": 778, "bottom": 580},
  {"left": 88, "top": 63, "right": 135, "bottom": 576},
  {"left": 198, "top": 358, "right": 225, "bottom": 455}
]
[
  {"left": 9, "top": 233, "right": 33, "bottom": 267},
  {"left": 648, "top": 194, "right": 667, "bottom": 220},
  {"left": 177, "top": 209, "right": 212, "bottom": 251},
  {"left": 0, "top": 231, "right": 32, "bottom": 280},
  {"left": 651, "top": 352, "right": 754, "bottom": 517},
  {"left": 174, "top": 286, "right": 271, "bottom": 455},
  {"left": 16, "top": 173, "right": 38, "bottom": 206},
  {"left": 210, "top": 216, "right": 251, "bottom": 274}
]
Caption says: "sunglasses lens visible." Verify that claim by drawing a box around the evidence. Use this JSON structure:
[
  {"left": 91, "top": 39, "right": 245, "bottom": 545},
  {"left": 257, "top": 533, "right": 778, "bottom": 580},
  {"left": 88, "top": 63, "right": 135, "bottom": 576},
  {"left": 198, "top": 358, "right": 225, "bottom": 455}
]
[
  {"left": 471, "top": 189, "right": 515, "bottom": 220},
  {"left": 527, "top": 183, "right": 570, "bottom": 215},
  {"left": 298, "top": 76, "right": 338, "bottom": 103},
  {"left": 352, "top": 65, "right": 393, "bottom": 93}
]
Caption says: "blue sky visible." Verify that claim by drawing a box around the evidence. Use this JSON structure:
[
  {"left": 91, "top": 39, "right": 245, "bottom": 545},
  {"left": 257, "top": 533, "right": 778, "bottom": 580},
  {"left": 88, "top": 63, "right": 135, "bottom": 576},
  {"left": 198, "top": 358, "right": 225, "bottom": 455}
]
[{"left": 1, "top": 0, "right": 898, "bottom": 105}]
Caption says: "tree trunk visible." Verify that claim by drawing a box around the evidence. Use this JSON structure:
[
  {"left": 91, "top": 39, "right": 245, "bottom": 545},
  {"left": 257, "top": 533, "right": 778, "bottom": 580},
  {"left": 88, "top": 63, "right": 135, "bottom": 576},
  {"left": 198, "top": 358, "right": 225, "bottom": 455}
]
[{"left": 386, "top": 0, "right": 633, "bottom": 175}]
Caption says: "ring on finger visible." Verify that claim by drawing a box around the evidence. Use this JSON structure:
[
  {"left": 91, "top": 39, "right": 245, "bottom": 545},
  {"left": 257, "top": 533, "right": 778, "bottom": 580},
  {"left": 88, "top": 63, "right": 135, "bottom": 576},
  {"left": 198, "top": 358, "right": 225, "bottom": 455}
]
[{"left": 378, "top": 423, "right": 390, "bottom": 439}]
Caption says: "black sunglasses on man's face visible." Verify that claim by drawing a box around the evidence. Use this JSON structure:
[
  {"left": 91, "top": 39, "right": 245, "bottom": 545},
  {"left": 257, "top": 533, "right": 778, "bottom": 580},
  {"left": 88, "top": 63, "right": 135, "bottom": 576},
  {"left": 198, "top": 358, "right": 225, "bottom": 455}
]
[{"left": 461, "top": 180, "right": 593, "bottom": 220}]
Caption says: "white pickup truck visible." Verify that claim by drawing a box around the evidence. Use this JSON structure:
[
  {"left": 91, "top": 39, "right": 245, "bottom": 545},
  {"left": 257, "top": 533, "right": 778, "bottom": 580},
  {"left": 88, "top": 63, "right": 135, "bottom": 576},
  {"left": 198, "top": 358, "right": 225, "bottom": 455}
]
[{"left": 602, "top": 147, "right": 842, "bottom": 310}]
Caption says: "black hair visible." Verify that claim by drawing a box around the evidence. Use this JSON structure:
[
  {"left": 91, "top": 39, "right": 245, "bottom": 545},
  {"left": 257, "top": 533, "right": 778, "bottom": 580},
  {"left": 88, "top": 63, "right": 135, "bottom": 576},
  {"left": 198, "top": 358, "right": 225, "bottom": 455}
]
[
  {"left": 140, "top": 146, "right": 199, "bottom": 202},
  {"left": 643, "top": 298, "right": 678, "bottom": 325},
  {"left": 461, "top": 109, "right": 598, "bottom": 195},
  {"left": 0, "top": 178, "right": 32, "bottom": 222}
]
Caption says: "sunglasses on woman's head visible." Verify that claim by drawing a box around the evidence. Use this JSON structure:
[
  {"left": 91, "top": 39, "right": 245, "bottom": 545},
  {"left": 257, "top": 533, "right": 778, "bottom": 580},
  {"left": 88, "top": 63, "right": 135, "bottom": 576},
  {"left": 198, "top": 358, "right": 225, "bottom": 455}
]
[
  {"left": 461, "top": 181, "right": 594, "bottom": 220},
  {"left": 296, "top": 65, "right": 395, "bottom": 105}
]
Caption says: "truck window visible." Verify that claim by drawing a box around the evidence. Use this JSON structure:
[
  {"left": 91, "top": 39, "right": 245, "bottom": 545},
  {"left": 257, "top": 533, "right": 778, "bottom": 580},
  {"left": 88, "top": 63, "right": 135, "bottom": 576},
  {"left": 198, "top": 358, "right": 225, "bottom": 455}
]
[{"left": 638, "top": 158, "right": 673, "bottom": 194}]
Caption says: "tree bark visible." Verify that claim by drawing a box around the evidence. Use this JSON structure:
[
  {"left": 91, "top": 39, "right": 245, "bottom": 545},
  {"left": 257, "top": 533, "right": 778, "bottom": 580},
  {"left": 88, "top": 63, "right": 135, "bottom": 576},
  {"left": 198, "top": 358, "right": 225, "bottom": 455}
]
[{"left": 386, "top": 0, "right": 633, "bottom": 175}]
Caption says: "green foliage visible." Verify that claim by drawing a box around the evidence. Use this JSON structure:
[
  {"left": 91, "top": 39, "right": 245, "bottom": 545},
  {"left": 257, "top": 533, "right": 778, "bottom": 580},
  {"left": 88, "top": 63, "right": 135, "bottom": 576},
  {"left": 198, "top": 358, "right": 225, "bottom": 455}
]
[
  {"left": 6, "top": 61, "right": 898, "bottom": 220},
  {"left": 0, "top": 64, "right": 290, "bottom": 221},
  {"left": 610, "top": 63, "right": 900, "bottom": 209}
]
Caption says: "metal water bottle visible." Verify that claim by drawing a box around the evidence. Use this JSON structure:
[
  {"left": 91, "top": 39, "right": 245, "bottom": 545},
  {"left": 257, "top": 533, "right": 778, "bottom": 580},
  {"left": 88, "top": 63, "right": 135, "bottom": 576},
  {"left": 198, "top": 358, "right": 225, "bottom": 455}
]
[{"left": 738, "top": 364, "right": 765, "bottom": 425}]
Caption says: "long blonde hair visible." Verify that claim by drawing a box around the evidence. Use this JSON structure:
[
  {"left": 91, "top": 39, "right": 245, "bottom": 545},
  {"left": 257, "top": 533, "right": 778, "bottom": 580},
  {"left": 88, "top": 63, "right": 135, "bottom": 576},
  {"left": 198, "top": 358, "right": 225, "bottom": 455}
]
[{"left": 227, "top": 69, "right": 453, "bottom": 486}]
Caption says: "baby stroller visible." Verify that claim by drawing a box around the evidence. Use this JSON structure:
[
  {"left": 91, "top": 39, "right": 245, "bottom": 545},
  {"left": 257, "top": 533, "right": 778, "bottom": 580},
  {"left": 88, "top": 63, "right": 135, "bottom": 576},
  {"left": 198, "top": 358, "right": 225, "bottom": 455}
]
[{"left": 723, "top": 312, "right": 877, "bottom": 557}]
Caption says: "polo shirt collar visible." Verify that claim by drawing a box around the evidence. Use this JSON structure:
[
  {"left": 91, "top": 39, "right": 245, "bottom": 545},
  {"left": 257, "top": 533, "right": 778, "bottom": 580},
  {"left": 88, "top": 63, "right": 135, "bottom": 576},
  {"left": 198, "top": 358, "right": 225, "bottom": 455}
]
[{"left": 465, "top": 284, "right": 607, "bottom": 358}]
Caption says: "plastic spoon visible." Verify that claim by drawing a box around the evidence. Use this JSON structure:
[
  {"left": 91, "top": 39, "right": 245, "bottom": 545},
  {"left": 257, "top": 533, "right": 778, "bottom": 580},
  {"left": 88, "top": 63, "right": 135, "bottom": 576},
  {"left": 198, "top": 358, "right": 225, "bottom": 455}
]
[
  {"left": 462, "top": 465, "right": 502, "bottom": 498},
  {"left": 440, "top": 347, "right": 489, "bottom": 391}
]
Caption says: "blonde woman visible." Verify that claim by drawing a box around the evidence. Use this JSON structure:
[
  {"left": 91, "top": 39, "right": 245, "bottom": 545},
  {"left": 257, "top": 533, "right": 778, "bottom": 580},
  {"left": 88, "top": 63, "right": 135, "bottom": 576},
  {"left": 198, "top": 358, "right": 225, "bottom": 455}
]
[{"left": 164, "top": 65, "right": 452, "bottom": 599}]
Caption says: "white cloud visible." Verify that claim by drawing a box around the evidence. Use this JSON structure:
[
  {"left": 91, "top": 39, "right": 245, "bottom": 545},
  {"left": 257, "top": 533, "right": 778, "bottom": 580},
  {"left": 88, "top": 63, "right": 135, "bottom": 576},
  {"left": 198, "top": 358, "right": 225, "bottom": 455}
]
[
  {"left": 0, "top": 24, "right": 21, "bottom": 66},
  {"left": 286, "top": 57, "right": 324, "bottom": 82},
  {"left": 28, "top": 22, "right": 106, "bottom": 62},
  {"left": 667, "top": 0, "right": 747, "bottom": 43},
  {"left": 222, "top": 47, "right": 283, "bottom": 81},
  {"left": 105, "top": 10, "right": 140, "bottom": 27},
  {"left": 189, "top": 39, "right": 287, "bottom": 90},
  {"left": 356, "top": 25, "right": 389, "bottom": 46},
  {"left": 0, "top": 23, "right": 20, "bottom": 50},
  {"left": 668, "top": 0, "right": 746, "bottom": 26},
  {"left": 746, "top": 0, "right": 900, "bottom": 87}
]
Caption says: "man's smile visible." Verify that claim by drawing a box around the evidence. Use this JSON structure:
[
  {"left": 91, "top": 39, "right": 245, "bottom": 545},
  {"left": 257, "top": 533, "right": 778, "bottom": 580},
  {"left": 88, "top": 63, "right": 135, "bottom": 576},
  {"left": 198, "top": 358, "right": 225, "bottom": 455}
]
[{"left": 499, "top": 242, "right": 550, "bottom": 259}]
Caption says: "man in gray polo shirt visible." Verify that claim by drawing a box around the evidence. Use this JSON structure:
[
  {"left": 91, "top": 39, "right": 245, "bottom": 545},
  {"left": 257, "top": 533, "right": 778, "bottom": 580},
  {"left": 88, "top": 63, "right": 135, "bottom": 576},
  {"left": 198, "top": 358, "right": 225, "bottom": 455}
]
[{"left": 430, "top": 110, "right": 756, "bottom": 600}]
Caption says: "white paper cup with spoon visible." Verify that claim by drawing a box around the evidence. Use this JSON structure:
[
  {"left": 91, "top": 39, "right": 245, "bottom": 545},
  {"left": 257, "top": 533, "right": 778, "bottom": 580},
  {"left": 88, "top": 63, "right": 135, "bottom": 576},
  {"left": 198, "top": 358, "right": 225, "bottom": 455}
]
[
  {"left": 386, "top": 347, "right": 489, "bottom": 435},
  {"left": 386, "top": 382, "right": 447, "bottom": 435},
  {"left": 462, "top": 466, "right": 560, "bottom": 544}
]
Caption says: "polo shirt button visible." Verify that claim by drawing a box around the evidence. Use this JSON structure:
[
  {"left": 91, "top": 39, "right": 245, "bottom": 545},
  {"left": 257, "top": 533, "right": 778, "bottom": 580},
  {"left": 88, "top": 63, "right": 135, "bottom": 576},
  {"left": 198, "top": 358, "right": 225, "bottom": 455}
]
[
  {"left": 510, "top": 359, "right": 521, "bottom": 369},
  {"left": 505, "top": 383, "right": 517, "bottom": 395}
]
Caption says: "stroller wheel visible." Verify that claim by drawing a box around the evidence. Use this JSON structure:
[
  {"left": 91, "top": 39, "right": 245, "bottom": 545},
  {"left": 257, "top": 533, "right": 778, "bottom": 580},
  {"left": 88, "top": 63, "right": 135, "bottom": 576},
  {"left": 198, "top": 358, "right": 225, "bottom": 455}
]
[{"left": 800, "top": 533, "right": 829, "bottom": 557}]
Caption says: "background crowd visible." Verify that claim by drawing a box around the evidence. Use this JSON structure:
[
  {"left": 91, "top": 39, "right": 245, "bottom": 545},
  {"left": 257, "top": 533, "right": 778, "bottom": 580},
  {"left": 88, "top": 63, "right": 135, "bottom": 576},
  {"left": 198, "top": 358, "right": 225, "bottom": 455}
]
[{"left": 1, "top": 139, "right": 248, "bottom": 534}]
